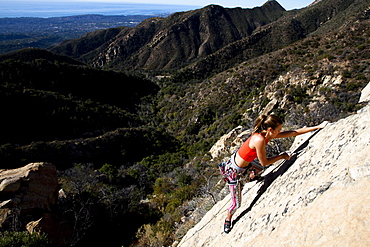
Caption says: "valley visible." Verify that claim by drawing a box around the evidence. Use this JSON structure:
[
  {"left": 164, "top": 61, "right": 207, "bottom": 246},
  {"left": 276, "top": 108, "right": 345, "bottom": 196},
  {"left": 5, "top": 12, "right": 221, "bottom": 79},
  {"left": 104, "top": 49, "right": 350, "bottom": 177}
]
[{"left": 0, "top": 0, "right": 369, "bottom": 246}]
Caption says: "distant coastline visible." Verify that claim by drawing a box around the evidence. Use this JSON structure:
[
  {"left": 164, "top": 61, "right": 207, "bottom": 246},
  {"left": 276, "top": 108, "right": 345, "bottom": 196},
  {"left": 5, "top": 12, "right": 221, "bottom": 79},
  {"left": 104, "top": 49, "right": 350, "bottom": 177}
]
[{"left": 0, "top": 1, "right": 201, "bottom": 18}]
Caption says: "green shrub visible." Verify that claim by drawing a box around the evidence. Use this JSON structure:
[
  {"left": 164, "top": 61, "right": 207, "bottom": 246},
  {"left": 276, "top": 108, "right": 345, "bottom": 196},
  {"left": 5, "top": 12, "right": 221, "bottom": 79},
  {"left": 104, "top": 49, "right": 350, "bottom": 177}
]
[
  {"left": 357, "top": 44, "right": 366, "bottom": 50},
  {"left": 0, "top": 231, "right": 50, "bottom": 247},
  {"left": 345, "top": 82, "right": 357, "bottom": 91},
  {"left": 288, "top": 85, "right": 309, "bottom": 104},
  {"left": 342, "top": 70, "right": 352, "bottom": 78},
  {"left": 99, "top": 163, "right": 118, "bottom": 182},
  {"left": 355, "top": 74, "right": 367, "bottom": 81}
]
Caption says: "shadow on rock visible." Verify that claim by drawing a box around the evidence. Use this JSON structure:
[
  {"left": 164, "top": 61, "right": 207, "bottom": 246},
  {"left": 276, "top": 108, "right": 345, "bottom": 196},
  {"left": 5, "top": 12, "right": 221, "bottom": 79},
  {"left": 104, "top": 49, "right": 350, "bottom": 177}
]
[{"left": 232, "top": 130, "right": 320, "bottom": 226}]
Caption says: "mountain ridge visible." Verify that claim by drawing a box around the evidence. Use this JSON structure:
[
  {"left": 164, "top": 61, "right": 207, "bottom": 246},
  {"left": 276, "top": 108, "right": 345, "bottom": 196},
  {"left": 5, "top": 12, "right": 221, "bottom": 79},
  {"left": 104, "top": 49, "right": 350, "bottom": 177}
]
[
  {"left": 49, "top": 1, "right": 287, "bottom": 70},
  {"left": 48, "top": 0, "right": 365, "bottom": 82},
  {"left": 173, "top": 0, "right": 360, "bottom": 81}
]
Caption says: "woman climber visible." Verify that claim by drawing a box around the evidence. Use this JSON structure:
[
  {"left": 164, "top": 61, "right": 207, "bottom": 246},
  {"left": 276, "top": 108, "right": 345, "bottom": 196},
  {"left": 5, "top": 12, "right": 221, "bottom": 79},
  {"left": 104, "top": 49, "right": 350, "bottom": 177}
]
[{"left": 219, "top": 114, "right": 328, "bottom": 233}]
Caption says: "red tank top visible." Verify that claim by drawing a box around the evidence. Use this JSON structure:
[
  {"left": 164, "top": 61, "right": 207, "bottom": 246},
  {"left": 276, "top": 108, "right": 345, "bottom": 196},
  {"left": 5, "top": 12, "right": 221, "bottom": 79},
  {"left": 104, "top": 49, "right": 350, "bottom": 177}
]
[{"left": 238, "top": 133, "right": 269, "bottom": 162}]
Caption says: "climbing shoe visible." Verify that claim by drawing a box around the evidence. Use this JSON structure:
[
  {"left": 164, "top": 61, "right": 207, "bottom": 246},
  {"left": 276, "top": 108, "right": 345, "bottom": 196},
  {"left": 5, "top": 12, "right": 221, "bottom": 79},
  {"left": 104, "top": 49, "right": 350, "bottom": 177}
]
[{"left": 224, "top": 220, "right": 232, "bottom": 234}]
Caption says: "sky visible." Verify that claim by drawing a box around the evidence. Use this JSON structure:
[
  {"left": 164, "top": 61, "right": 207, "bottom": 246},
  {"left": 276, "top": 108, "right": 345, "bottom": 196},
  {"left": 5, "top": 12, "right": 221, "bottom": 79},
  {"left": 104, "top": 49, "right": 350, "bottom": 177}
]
[
  {"left": 12, "top": 0, "right": 316, "bottom": 11},
  {"left": 89, "top": 0, "right": 315, "bottom": 9}
]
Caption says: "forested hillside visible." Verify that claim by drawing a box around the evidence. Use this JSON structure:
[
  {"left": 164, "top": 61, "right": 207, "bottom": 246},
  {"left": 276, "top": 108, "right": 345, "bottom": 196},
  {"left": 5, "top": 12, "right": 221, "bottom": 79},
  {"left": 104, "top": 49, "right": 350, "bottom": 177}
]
[
  {"left": 0, "top": 0, "right": 369, "bottom": 246},
  {"left": 0, "top": 48, "right": 162, "bottom": 166}
]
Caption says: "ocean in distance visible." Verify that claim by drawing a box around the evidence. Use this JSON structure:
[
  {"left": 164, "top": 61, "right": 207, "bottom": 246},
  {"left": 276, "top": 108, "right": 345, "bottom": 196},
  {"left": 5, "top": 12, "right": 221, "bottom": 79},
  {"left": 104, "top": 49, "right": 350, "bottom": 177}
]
[{"left": 0, "top": 1, "right": 201, "bottom": 18}]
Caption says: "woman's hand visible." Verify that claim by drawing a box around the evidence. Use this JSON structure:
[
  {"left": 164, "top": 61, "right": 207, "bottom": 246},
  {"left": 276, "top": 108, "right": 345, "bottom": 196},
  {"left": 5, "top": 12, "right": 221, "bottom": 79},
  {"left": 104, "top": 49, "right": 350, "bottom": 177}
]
[
  {"left": 281, "top": 152, "right": 292, "bottom": 160},
  {"left": 276, "top": 121, "right": 329, "bottom": 139},
  {"left": 317, "top": 121, "right": 330, "bottom": 129}
]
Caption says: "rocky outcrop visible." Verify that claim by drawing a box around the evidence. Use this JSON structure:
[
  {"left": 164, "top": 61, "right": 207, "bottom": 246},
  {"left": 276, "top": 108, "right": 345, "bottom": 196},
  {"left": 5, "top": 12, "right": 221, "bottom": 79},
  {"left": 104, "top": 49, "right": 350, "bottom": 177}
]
[
  {"left": 209, "top": 126, "right": 251, "bottom": 160},
  {"left": 0, "top": 162, "right": 70, "bottom": 246},
  {"left": 178, "top": 102, "right": 370, "bottom": 247},
  {"left": 0, "top": 162, "right": 58, "bottom": 216}
]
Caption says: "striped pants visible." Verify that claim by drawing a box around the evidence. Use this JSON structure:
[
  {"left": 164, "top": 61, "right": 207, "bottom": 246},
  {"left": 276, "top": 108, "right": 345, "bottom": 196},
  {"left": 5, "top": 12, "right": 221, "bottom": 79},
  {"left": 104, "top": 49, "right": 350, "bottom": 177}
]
[{"left": 219, "top": 154, "right": 246, "bottom": 215}]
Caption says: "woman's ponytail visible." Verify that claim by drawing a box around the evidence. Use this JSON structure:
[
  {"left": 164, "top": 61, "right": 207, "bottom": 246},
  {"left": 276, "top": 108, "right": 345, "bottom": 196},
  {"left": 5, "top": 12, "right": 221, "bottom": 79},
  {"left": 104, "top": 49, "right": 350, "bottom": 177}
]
[
  {"left": 253, "top": 114, "right": 282, "bottom": 133},
  {"left": 254, "top": 115, "right": 268, "bottom": 133}
]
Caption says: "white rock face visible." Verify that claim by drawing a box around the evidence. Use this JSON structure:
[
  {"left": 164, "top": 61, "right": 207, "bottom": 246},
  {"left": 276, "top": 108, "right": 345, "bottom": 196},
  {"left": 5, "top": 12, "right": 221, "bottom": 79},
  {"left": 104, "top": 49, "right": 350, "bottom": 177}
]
[
  {"left": 178, "top": 103, "right": 370, "bottom": 247},
  {"left": 359, "top": 81, "right": 370, "bottom": 103}
]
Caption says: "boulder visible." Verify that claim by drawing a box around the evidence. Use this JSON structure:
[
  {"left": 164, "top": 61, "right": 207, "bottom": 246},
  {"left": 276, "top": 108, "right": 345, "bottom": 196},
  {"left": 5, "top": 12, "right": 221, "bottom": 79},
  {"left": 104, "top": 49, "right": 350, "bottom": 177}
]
[
  {"left": 0, "top": 162, "right": 71, "bottom": 246},
  {"left": 26, "top": 213, "right": 72, "bottom": 247},
  {"left": 0, "top": 162, "right": 58, "bottom": 216},
  {"left": 260, "top": 98, "right": 278, "bottom": 116}
]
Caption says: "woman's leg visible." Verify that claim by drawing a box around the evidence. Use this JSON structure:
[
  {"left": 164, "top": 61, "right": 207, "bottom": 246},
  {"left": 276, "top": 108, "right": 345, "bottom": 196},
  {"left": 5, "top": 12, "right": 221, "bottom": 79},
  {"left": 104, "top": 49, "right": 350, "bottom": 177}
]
[{"left": 225, "top": 178, "right": 242, "bottom": 233}]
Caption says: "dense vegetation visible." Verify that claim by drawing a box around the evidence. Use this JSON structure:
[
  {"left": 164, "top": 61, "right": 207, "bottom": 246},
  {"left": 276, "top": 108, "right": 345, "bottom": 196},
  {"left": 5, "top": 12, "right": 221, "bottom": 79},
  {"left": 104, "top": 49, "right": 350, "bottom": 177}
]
[
  {"left": 0, "top": 231, "right": 50, "bottom": 247},
  {"left": 0, "top": 0, "right": 369, "bottom": 246},
  {"left": 0, "top": 49, "right": 181, "bottom": 246}
]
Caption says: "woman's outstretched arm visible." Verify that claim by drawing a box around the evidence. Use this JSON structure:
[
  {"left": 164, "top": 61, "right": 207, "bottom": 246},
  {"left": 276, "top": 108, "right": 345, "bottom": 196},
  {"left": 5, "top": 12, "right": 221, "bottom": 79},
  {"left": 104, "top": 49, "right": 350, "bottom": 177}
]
[{"left": 276, "top": 121, "right": 329, "bottom": 139}]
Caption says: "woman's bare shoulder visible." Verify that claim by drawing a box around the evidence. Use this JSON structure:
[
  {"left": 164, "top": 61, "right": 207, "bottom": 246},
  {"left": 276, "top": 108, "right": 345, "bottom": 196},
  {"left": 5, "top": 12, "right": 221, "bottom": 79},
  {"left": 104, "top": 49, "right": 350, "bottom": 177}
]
[{"left": 250, "top": 133, "right": 265, "bottom": 146}]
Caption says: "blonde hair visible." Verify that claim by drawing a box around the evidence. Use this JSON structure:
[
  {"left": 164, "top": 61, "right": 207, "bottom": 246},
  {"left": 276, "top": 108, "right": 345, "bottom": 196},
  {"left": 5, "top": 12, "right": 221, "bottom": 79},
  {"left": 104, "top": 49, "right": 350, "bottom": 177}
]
[{"left": 253, "top": 115, "right": 283, "bottom": 133}]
